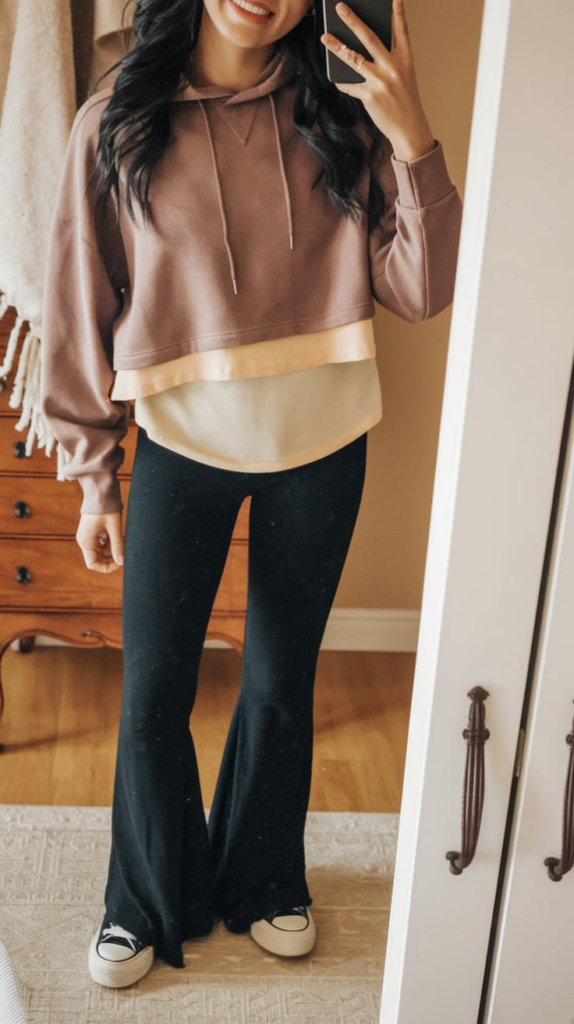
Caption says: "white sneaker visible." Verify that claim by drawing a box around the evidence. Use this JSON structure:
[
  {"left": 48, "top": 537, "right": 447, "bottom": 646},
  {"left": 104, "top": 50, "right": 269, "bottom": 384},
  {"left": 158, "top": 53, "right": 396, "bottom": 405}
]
[
  {"left": 250, "top": 906, "right": 316, "bottom": 957},
  {"left": 88, "top": 919, "right": 154, "bottom": 988}
]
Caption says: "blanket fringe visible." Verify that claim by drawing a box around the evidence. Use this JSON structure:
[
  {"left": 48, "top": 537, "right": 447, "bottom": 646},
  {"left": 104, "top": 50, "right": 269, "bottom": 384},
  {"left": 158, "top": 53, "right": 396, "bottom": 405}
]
[{"left": 0, "top": 292, "right": 72, "bottom": 482}]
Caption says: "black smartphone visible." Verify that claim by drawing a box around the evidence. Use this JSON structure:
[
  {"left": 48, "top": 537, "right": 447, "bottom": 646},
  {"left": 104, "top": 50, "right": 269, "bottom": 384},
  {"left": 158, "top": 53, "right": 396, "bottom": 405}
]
[{"left": 321, "top": 0, "right": 392, "bottom": 84}]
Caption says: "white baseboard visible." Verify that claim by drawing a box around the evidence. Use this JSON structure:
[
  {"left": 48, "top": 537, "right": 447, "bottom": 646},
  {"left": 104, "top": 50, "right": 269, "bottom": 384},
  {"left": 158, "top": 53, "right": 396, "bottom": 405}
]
[
  {"left": 15, "top": 609, "right": 419, "bottom": 654},
  {"left": 319, "top": 608, "right": 419, "bottom": 652}
]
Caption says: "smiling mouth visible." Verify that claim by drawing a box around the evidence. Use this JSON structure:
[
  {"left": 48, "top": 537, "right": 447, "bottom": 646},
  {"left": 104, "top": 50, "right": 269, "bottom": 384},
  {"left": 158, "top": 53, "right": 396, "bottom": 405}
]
[{"left": 229, "top": 0, "right": 274, "bottom": 17}]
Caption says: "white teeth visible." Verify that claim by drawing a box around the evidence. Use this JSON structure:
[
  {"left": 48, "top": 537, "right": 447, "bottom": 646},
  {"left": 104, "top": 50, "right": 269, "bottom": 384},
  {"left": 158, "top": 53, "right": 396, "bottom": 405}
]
[{"left": 232, "top": 0, "right": 272, "bottom": 15}]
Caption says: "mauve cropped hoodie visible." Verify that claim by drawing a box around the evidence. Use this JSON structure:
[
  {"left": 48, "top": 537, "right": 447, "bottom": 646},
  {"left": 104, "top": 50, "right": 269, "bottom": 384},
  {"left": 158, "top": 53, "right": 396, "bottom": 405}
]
[{"left": 39, "top": 47, "right": 463, "bottom": 515}]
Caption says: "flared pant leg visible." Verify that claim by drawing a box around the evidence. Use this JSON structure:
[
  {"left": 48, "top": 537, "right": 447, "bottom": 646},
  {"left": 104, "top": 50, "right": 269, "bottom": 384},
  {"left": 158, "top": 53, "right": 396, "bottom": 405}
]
[
  {"left": 207, "top": 431, "right": 368, "bottom": 931},
  {"left": 104, "top": 428, "right": 246, "bottom": 968}
]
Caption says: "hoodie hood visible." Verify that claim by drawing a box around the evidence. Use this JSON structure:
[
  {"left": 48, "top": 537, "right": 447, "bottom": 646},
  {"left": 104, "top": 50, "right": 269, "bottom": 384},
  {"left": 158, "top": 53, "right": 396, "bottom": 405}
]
[
  {"left": 173, "top": 51, "right": 298, "bottom": 294},
  {"left": 174, "top": 49, "right": 297, "bottom": 105}
]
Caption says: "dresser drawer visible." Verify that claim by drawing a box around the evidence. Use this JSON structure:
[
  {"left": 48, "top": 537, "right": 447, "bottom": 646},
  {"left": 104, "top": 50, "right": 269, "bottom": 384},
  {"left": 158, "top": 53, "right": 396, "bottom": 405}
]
[
  {"left": 0, "top": 536, "right": 248, "bottom": 610},
  {"left": 0, "top": 415, "right": 138, "bottom": 475},
  {"left": 1, "top": 475, "right": 251, "bottom": 539},
  {"left": 0, "top": 416, "right": 250, "bottom": 539},
  {"left": 0, "top": 477, "right": 131, "bottom": 534}
]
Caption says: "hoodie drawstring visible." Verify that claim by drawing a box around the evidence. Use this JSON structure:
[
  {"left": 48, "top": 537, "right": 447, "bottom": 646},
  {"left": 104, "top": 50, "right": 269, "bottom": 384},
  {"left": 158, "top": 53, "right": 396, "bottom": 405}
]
[{"left": 197, "top": 95, "right": 294, "bottom": 296}]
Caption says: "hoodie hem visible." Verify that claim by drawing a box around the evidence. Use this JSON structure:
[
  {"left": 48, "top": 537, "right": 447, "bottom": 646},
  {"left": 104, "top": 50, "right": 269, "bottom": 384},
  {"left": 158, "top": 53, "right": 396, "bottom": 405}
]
[{"left": 112, "top": 303, "right": 376, "bottom": 370}]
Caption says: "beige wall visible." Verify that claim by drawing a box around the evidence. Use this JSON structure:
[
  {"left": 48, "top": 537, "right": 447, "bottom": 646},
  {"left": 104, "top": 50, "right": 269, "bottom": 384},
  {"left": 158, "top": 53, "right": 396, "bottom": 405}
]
[{"left": 336, "top": 0, "right": 484, "bottom": 609}]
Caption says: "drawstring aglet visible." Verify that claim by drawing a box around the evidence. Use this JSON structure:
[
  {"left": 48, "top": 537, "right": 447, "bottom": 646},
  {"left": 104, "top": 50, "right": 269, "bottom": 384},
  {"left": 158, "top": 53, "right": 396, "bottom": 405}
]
[
  {"left": 232, "top": 277, "right": 238, "bottom": 295},
  {"left": 289, "top": 232, "right": 294, "bottom": 250}
]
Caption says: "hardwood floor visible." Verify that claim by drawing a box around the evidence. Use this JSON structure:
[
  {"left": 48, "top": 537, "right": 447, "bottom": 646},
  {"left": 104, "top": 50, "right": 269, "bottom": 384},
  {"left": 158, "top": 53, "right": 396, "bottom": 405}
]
[{"left": 0, "top": 645, "right": 414, "bottom": 812}]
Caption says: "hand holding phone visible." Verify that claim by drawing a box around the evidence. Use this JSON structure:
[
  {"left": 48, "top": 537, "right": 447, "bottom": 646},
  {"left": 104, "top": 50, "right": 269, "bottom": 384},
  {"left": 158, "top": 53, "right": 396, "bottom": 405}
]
[
  {"left": 319, "top": 0, "right": 436, "bottom": 163},
  {"left": 321, "top": 0, "right": 392, "bottom": 84}
]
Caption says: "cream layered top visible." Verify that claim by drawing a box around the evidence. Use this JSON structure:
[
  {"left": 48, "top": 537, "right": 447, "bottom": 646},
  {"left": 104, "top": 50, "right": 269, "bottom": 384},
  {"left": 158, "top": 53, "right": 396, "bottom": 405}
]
[{"left": 111, "top": 318, "right": 383, "bottom": 471}]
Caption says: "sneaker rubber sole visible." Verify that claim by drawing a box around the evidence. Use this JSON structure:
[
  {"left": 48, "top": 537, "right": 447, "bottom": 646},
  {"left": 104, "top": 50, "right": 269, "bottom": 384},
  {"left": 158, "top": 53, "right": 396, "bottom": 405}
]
[
  {"left": 88, "top": 930, "right": 154, "bottom": 988},
  {"left": 250, "top": 908, "right": 316, "bottom": 957}
]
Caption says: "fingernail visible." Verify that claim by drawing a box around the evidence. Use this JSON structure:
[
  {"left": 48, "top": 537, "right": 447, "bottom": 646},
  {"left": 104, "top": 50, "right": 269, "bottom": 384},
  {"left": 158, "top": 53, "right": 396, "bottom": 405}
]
[
  {"left": 117, "top": 555, "right": 124, "bottom": 565},
  {"left": 337, "top": 2, "right": 349, "bottom": 14}
]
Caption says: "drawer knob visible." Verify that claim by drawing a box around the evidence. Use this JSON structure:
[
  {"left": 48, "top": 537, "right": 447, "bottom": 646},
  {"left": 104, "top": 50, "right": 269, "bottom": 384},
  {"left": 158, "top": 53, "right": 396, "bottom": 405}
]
[
  {"left": 15, "top": 565, "right": 32, "bottom": 585},
  {"left": 14, "top": 501, "right": 31, "bottom": 518},
  {"left": 13, "top": 440, "right": 26, "bottom": 459}
]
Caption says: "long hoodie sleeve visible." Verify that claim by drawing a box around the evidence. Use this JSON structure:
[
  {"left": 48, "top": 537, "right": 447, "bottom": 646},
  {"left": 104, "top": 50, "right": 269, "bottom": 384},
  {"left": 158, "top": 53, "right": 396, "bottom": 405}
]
[
  {"left": 367, "top": 135, "right": 463, "bottom": 321},
  {"left": 40, "top": 97, "right": 131, "bottom": 516}
]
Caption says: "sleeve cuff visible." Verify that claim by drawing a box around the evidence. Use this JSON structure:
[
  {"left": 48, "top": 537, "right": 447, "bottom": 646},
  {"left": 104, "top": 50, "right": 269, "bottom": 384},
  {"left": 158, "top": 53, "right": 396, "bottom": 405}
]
[
  {"left": 76, "top": 472, "right": 124, "bottom": 515},
  {"left": 390, "top": 140, "right": 455, "bottom": 210}
]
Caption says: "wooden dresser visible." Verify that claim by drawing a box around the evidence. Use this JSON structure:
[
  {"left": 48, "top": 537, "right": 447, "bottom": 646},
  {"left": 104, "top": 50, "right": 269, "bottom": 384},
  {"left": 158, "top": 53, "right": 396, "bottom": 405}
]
[{"left": 0, "top": 307, "right": 249, "bottom": 731}]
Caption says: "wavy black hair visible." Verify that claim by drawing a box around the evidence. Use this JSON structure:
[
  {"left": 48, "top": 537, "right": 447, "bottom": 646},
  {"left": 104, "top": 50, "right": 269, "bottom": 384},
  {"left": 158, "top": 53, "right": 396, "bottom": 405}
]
[{"left": 90, "top": 0, "right": 387, "bottom": 233}]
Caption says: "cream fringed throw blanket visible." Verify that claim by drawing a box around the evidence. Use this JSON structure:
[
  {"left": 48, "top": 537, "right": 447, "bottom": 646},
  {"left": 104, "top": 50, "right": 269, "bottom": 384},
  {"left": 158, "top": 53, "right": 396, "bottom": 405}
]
[{"left": 0, "top": 0, "right": 133, "bottom": 479}]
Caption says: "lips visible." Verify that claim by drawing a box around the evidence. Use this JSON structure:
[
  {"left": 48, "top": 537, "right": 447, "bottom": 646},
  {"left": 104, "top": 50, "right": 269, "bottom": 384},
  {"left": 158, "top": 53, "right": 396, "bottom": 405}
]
[{"left": 229, "top": 0, "right": 275, "bottom": 17}]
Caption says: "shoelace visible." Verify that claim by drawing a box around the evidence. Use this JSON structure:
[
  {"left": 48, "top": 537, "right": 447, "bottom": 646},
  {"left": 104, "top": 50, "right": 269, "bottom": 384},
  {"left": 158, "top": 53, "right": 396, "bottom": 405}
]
[
  {"left": 269, "top": 906, "right": 308, "bottom": 922},
  {"left": 101, "top": 922, "right": 141, "bottom": 952}
]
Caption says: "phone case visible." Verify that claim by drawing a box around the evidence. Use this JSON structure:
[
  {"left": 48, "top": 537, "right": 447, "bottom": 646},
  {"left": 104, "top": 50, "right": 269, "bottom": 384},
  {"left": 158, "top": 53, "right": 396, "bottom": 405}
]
[{"left": 321, "top": 0, "right": 392, "bottom": 84}]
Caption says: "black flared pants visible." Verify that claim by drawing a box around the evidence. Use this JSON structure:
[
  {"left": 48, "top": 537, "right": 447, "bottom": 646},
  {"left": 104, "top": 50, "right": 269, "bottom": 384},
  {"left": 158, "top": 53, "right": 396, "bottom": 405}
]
[{"left": 104, "top": 425, "right": 368, "bottom": 968}]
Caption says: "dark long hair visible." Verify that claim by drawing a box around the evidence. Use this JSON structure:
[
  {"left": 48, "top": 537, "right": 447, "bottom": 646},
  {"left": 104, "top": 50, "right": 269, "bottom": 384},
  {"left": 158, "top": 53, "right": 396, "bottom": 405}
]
[{"left": 90, "top": 0, "right": 387, "bottom": 233}]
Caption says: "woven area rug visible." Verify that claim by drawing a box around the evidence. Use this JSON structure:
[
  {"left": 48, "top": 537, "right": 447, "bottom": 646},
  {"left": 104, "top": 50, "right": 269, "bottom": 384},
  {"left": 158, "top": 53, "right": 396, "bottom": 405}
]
[{"left": 0, "top": 806, "right": 398, "bottom": 1024}]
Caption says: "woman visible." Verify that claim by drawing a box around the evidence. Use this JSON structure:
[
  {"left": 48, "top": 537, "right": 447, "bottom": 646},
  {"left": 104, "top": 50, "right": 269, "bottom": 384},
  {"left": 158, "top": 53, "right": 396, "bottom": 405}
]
[{"left": 40, "top": 0, "right": 462, "bottom": 989}]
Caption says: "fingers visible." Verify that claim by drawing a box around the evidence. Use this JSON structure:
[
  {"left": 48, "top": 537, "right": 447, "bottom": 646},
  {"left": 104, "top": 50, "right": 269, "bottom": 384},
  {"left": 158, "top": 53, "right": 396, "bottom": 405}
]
[
  {"left": 76, "top": 512, "right": 124, "bottom": 573},
  {"left": 391, "top": 0, "right": 410, "bottom": 56},
  {"left": 334, "top": 1, "right": 394, "bottom": 58},
  {"left": 321, "top": 31, "right": 372, "bottom": 82},
  {"left": 321, "top": 0, "right": 414, "bottom": 98},
  {"left": 84, "top": 546, "right": 122, "bottom": 573},
  {"left": 106, "top": 516, "right": 125, "bottom": 567},
  {"left": 321, "top": 0, "right": 410, "bottom": 70}
]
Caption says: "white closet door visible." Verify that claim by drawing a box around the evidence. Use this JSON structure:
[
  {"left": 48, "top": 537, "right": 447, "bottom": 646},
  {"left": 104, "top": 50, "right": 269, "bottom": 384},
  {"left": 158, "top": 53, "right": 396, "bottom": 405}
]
[
  {"left": 482, "top": 367, "right": 574, "bottom": 1023},
  {"left": 378, "top": 0, "right": 574, "bottom": 1021}
]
